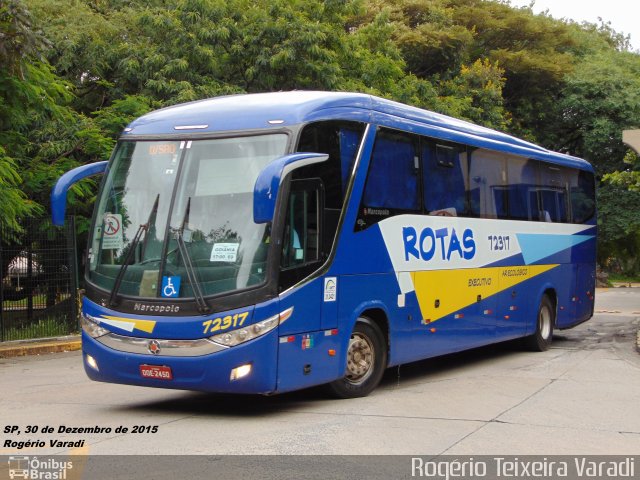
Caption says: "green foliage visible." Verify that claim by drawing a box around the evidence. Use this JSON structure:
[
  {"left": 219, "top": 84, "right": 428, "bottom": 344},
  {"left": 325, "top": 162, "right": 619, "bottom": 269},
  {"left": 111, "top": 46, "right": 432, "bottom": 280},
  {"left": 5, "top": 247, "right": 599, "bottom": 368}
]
[
  {"left": 555, "top": 52, "right": 640, "bottom": 173},
  {"left": 341, "top": 8, "right": 411, "bottom": 94},
  {"left": 597, "top": 184, "right": 640, "bottom": 274},
  {"left": 3, "top": 315, "right": 76, "bottom": 341},
  {"left": 603, "top": 151, "right": 640, "bottom": 192},
  {"left": 393, "top": 1, "right": 474, "bottom": 78},
  {"left": 439, "top": 58, "right": 509, "bottom": 129},
  {"left": 0, "top": 146, "right": 38, "bottom": 238},
  {"left": 1, "top": 2, "right": 59, "bottom": 236},
  {"left": 0, "top": 0, "right": 112, "bottom": 238},
  {"left": 93, "top": 95, "right": 156, "bottom": 140},
  {"left": 0, "top": 0, "right": 50, "bottom": 75}
]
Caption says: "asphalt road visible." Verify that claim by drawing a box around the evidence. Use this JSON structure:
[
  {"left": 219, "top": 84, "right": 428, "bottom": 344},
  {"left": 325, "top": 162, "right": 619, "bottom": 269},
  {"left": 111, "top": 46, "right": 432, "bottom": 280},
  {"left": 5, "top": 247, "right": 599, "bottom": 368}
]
[{"left": 1, "top": 288, "right": 639, "bottom": 459}]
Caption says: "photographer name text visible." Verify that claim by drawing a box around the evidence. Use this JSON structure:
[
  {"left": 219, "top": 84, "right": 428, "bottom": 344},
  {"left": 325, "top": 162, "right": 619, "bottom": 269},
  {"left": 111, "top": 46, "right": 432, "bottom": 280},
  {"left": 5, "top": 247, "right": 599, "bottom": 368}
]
[
  {"left": 412, "top": 457, "right": 635, "bottom": 479},
  {"left": 3, "top": 424, "right": 159, "bottom": 450}
]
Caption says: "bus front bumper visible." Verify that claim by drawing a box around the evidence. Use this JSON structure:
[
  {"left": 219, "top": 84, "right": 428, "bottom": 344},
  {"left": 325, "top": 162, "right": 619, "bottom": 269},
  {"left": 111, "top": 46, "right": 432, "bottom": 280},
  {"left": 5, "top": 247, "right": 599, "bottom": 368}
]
[{"left": 81, "top": 329, "right": 279, "bottom": 394}]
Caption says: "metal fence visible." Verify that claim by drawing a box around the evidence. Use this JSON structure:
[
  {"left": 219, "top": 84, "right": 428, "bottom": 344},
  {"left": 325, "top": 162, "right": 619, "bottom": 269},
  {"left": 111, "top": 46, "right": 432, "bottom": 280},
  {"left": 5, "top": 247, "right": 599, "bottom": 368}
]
[{"left": 0, "top": 217, "right": 79, "bottom": 341}]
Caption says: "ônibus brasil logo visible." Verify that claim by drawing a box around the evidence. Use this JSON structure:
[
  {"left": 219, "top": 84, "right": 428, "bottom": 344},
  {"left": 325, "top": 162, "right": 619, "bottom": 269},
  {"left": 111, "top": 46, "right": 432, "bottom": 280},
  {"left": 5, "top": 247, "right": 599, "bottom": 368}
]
[{"left": 7, "top": 457, "right": 72, "bottom": 480}]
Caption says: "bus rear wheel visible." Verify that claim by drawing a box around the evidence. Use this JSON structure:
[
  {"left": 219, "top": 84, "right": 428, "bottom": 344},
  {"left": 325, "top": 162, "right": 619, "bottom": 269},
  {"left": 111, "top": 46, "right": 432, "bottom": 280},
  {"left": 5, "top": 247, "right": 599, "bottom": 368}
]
[
  {"left": 524, "top": 294, "right": 554, "bottom": 351},
  {"left": 327, "top": 318, "right": 387, "bottom": 398}
]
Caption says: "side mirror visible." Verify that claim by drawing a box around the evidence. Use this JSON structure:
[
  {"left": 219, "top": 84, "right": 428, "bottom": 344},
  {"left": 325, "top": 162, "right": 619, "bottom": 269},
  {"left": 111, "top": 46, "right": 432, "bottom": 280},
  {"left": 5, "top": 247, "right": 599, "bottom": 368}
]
[
  {"left": 51, "top": 161, "right": 108, "bottom": 226},
  {"left": 253, "top": 153, "right": 328, "bottom": 224}
]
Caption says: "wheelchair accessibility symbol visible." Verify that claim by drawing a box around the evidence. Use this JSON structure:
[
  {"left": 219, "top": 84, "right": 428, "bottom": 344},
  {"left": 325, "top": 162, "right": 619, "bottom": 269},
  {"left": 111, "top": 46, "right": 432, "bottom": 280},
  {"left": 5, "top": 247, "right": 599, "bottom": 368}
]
[{"left": 161, "top": 276, "right": 181, "bottom": 298}]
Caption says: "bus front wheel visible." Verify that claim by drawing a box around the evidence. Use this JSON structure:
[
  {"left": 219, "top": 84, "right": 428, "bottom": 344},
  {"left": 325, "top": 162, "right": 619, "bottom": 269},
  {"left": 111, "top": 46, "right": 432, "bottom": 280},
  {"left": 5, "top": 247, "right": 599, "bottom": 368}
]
[
  {"left": 327, "top": 318, "right": 387, "bottom": 398},
  {"left": 524, "top": 294, "right": 555, "bottom": 351}
]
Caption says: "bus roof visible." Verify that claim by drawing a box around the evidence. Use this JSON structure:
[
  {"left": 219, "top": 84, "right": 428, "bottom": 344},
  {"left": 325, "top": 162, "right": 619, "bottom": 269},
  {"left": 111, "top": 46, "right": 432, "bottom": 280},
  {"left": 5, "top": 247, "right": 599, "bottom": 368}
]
[{"left": 124, "top": 91, "right": 593, "bottom": 171}]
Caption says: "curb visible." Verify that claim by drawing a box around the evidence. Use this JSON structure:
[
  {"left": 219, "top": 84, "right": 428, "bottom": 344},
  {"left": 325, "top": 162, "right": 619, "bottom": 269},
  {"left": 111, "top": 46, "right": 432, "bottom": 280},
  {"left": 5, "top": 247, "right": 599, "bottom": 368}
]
[{"left": 0, "top": 335, "right": 81, "bottom": 358}]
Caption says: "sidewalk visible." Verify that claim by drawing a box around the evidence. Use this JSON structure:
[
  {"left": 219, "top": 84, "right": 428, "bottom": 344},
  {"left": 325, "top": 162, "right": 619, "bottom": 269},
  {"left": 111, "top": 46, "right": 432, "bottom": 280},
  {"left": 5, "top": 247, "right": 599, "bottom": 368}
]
[{"left": 0, "top": 335, "right": 81, "bottom": 358}]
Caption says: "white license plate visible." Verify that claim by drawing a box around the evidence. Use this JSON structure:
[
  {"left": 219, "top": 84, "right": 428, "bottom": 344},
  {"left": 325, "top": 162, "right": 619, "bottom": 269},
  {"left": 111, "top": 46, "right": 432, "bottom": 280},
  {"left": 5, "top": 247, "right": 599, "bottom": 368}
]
[{"left": 139, "top": 365, "right": 173, "bottom": 380}]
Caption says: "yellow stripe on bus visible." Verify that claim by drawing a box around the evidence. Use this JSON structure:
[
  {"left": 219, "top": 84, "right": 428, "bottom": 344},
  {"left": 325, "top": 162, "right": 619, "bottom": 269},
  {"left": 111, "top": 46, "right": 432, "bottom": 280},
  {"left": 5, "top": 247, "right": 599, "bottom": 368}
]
[{"left": 410, "top": 264, "right": 559, "bottom": 323}]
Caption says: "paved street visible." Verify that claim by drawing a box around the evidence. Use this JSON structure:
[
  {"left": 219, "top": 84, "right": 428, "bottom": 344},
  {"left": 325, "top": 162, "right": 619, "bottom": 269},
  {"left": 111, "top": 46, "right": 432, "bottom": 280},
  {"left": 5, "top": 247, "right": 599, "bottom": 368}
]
[{"left": 1, "top": 288, "right": 639, "bottom": 457}]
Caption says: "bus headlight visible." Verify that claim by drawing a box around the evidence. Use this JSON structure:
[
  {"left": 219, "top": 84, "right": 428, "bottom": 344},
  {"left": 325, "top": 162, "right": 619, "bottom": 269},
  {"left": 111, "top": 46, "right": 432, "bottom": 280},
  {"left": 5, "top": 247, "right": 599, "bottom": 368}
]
[
  {"left": 209, "top": 307, "right": 292, "bottom": 347},
  {"left": 80, "top": 314, "right": 109, "bottom": 338}
]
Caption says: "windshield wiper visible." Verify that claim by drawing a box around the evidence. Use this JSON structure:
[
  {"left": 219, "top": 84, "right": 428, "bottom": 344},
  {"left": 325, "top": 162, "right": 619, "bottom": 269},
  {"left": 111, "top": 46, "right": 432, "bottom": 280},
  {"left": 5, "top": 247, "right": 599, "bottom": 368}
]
[
  {"left": 109, "top": 194, "right": 159, "bottom": 307},
  {"left": 173, "top": 197, "right": 210, "bottom": 313}
]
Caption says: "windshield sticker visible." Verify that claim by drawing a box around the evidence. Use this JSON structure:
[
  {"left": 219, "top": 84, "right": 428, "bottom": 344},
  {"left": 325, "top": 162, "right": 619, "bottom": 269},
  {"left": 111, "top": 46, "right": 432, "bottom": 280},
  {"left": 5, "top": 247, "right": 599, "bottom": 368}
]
[
  {"left": 161, "top": 276, "right": 181, "bottom": 298},
  {"left": 102, "top": 213, "right": 123, "bottom": 250},
  {"left": 211, "top": 243, "right": 239, "bottom": 262}
]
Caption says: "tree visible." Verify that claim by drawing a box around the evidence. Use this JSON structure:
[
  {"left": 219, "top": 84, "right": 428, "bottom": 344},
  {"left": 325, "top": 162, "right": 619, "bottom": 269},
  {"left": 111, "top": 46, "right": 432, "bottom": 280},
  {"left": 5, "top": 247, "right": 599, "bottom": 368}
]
[
  {"left": 604, "top": 151, "right": 640, "bottom": 192},
  {"left": 597, "top": 185, "right": 640, "bottom": 275},
  {"left": 0, "top": 0, "right": 57, "bottom": 235},
  {"left": 554, "top": 51, "right": 640, "bottom": 174},
  {"left": 438, "top": 58, "right": 509, "bottom": 130}
]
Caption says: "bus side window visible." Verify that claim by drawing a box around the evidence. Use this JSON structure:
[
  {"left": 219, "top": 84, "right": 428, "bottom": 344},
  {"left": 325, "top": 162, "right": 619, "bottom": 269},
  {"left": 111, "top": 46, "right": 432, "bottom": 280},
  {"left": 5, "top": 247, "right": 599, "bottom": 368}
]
[
  {"left": 423, "top": 142, "right": 468, "bottom": 217},
  {"left": 539, "top": 164, "right": 569, "bottom": 223},
  {"left": 469, "top": 149, "right": 508, "bottom": 219},
  {"left": 357, "top": 129, "right": 419, "bottom": 230},
  {"left": 507, "top": 157, "right": 538, "bottom": 221},
  {"left": 570, "top": 170, "right": 596, "bottom": 223}
]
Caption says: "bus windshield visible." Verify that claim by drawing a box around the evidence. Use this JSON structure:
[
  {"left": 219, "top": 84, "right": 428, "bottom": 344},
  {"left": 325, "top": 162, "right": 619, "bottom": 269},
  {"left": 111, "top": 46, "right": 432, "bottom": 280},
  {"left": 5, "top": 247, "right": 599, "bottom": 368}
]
[{"left": 88, "top": 134, "right": 288, "bottom": 300}]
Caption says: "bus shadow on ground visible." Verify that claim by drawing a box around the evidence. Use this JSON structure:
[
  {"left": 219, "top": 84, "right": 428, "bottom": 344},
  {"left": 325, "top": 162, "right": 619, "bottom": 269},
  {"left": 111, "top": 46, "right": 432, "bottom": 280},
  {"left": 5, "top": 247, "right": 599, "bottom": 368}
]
[
  {"left": 113, "top": 340, "right": 534, "bottom": 417},
  {"left": 112, "top": 384, "right": 342, "bottom": 417},
  {"left": 378, "top": 340, "right": 522, "bottom": 389}
]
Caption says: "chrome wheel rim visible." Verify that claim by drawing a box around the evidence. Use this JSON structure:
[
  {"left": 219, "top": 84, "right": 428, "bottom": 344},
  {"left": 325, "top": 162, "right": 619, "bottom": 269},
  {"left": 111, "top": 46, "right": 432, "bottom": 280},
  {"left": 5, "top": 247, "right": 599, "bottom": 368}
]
[
  {"left": 345, "top": 331, "right": 375, "bottom": 385},
  {"left": 539, "top": 304, "right": 552, "bottom": 340}
]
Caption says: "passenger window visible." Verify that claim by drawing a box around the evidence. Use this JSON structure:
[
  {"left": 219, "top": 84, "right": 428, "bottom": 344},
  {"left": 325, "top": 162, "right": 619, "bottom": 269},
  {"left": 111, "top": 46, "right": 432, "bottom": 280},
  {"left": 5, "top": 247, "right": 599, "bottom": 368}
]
[
  {"left": 542, "top": 190, "right": 564, "bottom": 222},
  {"left": 570, "top": 170, "right": 596, "bottom": 223},
  {"left": 469, "top": 149, "right": 508, "bottom": 219},
  {"left": 507, "top": 157, "right": 538, "bottom": 221},
  {"left": 536, "top": 164, "right": 569, "bottom": 222},
  {"left": 423, "top": 142, "right": 468, "bottom": 217},
  {"left": 358, "top": 129, "right": 419, "bottom": 229}
]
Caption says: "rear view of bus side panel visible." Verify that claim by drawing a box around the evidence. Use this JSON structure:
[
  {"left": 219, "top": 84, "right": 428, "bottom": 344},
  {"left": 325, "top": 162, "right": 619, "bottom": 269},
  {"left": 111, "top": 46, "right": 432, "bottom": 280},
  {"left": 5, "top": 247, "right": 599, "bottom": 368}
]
[{"left": 571, "top": 233, "right": 597, "bottom": 327}]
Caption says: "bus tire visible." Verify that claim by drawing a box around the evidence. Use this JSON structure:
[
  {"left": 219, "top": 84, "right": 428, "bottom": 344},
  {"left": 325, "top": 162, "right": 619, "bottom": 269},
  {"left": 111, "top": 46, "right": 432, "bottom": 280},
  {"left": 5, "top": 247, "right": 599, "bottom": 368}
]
[
  {"left": 327, "top": 318, "right": 387, "bottom": 398},
  {"left": 524, "top": 294, "right": 554, "bottom": 351}
]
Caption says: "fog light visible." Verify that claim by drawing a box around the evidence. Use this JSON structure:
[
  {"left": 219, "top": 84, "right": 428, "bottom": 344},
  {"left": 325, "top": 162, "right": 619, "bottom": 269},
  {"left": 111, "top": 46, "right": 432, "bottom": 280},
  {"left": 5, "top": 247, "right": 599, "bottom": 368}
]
[
  {"left": 86, "top": 354, "right": 99, "bottom": 371},
  {"left": 230, "top": 363, "right": 252, "bottom": 381}
]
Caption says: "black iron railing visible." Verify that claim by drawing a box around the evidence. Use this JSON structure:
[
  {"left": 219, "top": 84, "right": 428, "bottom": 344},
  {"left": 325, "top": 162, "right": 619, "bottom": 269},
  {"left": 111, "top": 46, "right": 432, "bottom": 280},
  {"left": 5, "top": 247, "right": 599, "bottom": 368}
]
[{"left": 0, "top": 217, "right": 79, "bottom": 341}]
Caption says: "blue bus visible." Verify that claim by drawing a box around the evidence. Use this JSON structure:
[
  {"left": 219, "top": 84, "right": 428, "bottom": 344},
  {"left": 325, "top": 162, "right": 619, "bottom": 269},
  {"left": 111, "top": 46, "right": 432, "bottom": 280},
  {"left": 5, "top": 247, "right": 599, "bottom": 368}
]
[{"left": 52, "top": 92, "right": 596, "bottom": 397}]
